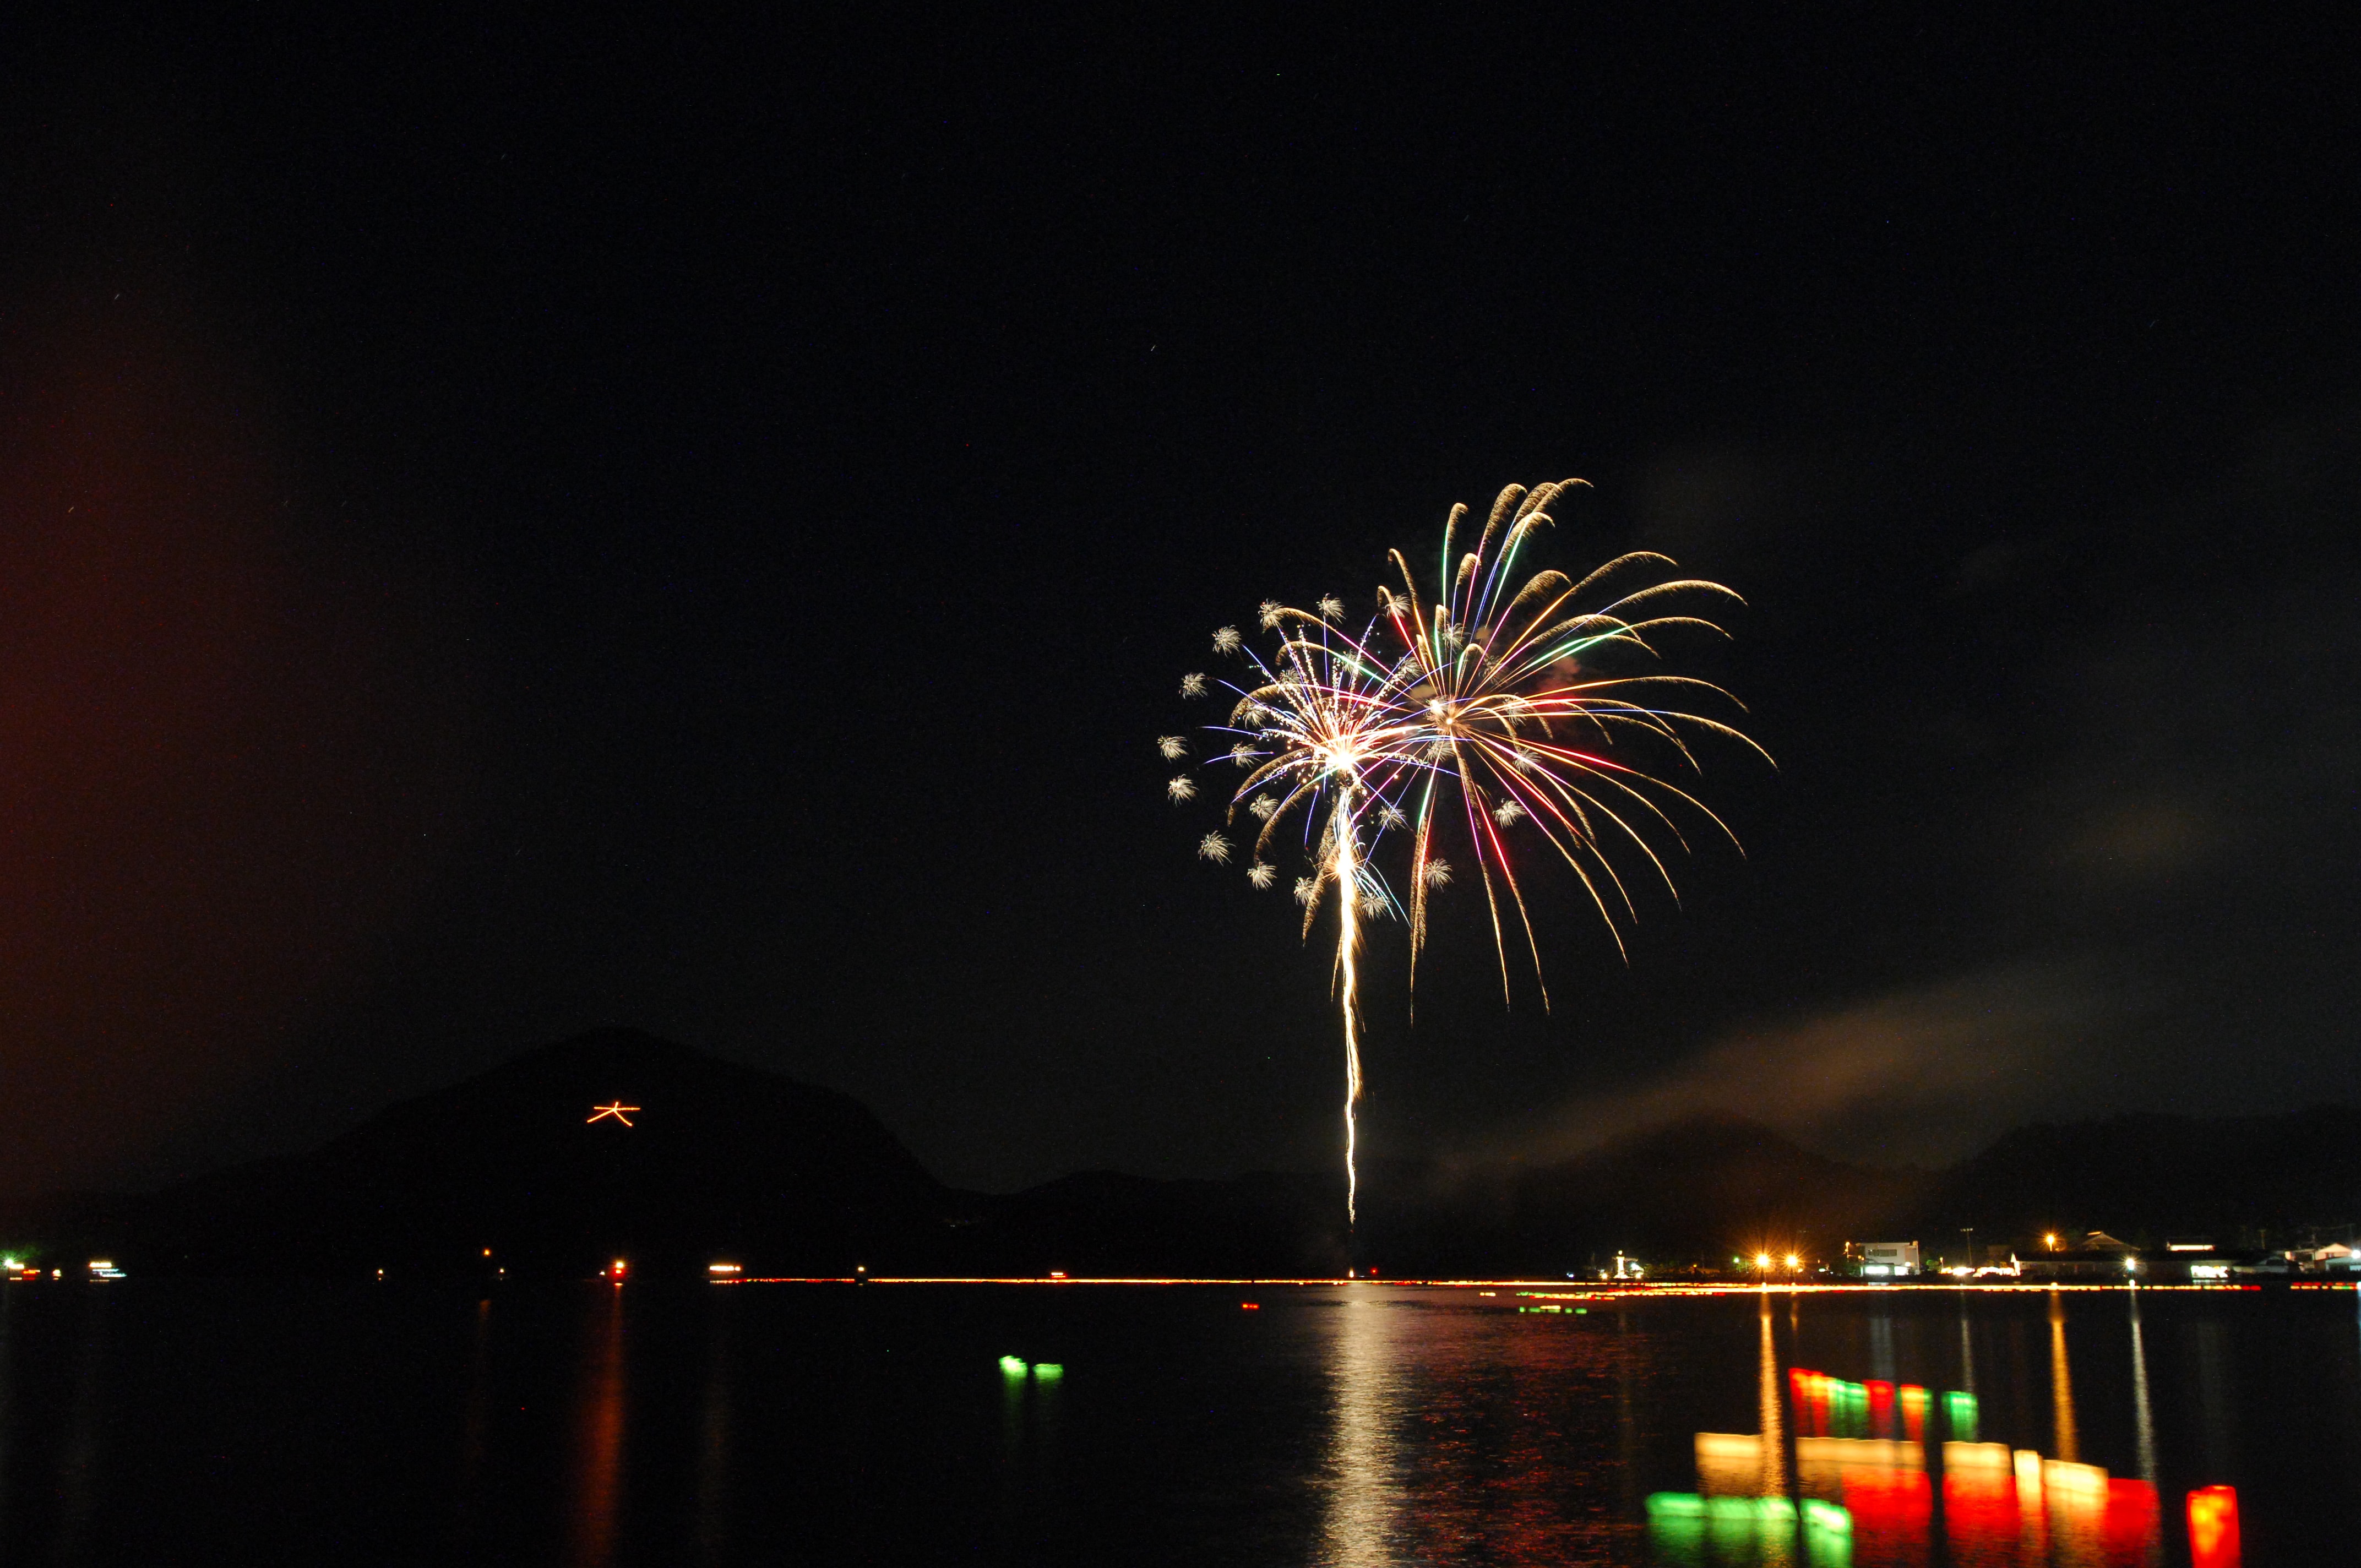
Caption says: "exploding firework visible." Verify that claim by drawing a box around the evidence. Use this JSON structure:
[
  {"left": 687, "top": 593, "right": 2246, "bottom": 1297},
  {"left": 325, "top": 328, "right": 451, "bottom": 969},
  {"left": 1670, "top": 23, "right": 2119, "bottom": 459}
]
[{"left": 1159, "top": 479, "right": 1766, "bottom": 1223}]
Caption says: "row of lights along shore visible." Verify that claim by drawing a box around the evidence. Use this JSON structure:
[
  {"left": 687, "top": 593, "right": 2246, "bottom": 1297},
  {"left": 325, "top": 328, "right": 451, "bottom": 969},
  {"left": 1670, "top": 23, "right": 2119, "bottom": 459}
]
[{"left": 2, "top": 1256, "right": 124, "bottom": 1282}]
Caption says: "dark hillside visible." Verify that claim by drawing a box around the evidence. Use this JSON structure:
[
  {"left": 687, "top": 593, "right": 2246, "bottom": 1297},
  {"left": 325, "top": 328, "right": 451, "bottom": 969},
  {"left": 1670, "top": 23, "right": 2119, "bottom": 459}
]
[
  {"left": 12, "top": 1034, "right": 2354, "bottom": 1279},
  {"left": 1920, "top": 1106, "right": 2361, "bottom": 1246},
  {"left": 128, "top": 1029, "right": 960, "bottom": 1276},
  {"left": 1357, "top": 1117, "right": 1923, "bottom": 1277}
]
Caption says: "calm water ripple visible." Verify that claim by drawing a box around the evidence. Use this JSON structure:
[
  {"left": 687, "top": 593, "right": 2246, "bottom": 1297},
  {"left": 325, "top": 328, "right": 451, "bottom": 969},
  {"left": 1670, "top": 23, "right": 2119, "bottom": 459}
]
[{"left": 0, "top": 1279, "right": 2351, "bottom": 1564}]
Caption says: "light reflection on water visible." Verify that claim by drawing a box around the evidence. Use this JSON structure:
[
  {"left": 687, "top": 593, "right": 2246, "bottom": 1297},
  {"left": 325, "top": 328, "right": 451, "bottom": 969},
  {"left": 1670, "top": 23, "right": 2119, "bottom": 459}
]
[
  {"left": 2049, "top": 1290, "right": 2081, "bottom": 1465},
  {"left": 692, "top": 1292, "right": 732, "bottom": 1565},
  {"left": 2128, "top": 1293, "right": 2155, "bottom": 1484},
  {"left": 1319, "top": 1295, "right": 1401, "bottom": 1565},
  {"left": 568, "top": 1284, "right": 629, "bottom": 1568},
  {"left": 1311, "top": 1287, "right": 1645, "bottom": 1564},
  {"left": 0, "top": 1280, "right": 2350, "bottom": 1563}
]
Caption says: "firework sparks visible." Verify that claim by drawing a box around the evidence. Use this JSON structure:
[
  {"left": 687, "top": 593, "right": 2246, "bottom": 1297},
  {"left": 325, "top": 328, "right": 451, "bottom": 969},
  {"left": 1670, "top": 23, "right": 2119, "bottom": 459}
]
[
  {"left": 1156, "top": 735, "right": 1189, "bottom": 760},
  {"left": 1160, "top": 478, "right": 1765, "bottom": 1224}
]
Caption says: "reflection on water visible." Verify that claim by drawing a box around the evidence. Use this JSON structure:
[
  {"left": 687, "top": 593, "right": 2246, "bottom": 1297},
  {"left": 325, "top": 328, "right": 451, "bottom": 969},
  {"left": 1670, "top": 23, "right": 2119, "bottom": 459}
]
[
  {"left": 2127, "top": 1292, "right": 2156, "bottom": 1483},
  {"left": 2186, "top": 1485, "right": 2239, "bottom": 1568},
  {"left": 2049, "top": 1291, "right": 2080, "bottom": 1464},
  {"left": 1758, "top": 1299, "right": 1787, "bottom": 1499},
  {"left": 1642, "top": 1284, "right": 2325, "bottom": 1568},
  {"left": 569, "top": 1283, "right": 629, "bottom": 1568},
  {"left": 52, "top": 1290, "right": 110, "bottom": 1566},
  {"left": 456, "top": 1294, "right": 497, "bottom": 1547},
  {"left": 0, "top": 1287, "right": 13, "bottom": 1549},
  {"left": 693, "top": 1294, "right": 733, "bottom": 1565},
  {"left": 1959, "top": 1293, "right": 1977, "bottom": 1396},
  {"left": 1321, "top": 1294, "right": 1401, "bottom": 1565},
  {"left": 2187, "top": 1319, "right": 2234, "bottom": 1480},
  {"left": 0, "top": 1279, "right": 2349, "bottom": 1562}
]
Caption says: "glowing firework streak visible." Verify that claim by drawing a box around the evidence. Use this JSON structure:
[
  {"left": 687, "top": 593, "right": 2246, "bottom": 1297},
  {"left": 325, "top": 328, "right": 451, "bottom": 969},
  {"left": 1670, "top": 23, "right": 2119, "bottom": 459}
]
[{"left": 1165, "top": 480, "right": 1765, "bottom": 1222}]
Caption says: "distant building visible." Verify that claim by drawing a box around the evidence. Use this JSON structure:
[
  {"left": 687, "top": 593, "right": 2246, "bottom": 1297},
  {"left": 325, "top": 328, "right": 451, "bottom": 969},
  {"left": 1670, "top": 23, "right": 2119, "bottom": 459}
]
[
  {"left": 1847, "top": 1241, "right": 1921, "bottom": 1278},
  {"left": 2017, "top": 1231, "right": 2144, "bottom": 1282}
]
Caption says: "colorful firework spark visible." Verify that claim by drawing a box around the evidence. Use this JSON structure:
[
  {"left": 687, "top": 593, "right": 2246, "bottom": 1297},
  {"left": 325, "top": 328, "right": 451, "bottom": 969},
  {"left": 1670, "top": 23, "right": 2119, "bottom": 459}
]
[{"left": 1162, "top": 480, "right": 1767, "bottom": 1223}]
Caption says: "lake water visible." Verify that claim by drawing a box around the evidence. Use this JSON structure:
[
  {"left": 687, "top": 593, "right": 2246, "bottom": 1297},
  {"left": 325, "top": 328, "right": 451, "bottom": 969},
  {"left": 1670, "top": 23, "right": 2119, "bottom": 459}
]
[{"left": 0, "top": 1278, "right": 2352, "bottom": 1564}]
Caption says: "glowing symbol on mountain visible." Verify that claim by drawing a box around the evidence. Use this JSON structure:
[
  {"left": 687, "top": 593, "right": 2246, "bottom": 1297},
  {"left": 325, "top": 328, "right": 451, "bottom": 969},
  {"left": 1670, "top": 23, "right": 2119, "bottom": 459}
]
[{"left": 586, "top": 1102, "right": 640, "bottom": 1126}]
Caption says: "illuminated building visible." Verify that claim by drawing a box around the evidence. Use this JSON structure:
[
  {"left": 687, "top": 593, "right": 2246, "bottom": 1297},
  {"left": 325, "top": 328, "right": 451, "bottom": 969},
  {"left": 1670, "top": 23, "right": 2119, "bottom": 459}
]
[
  {"left": 1846, "top": 1240, "right": 1921, "bottom": 1277},
  {"left": 2017, "top": 1231, "right": 2151, "bottom": 1282},
  {"left": 2306, "top": 1241, "right": 2360, "bottom": 1273}
]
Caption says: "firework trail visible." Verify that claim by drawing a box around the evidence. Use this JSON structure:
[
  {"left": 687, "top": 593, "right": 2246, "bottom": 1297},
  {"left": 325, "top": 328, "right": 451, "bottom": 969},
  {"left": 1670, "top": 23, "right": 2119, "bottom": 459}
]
[{"left": 1163, "top": 480, "right": 1766, "bottom": 1224}]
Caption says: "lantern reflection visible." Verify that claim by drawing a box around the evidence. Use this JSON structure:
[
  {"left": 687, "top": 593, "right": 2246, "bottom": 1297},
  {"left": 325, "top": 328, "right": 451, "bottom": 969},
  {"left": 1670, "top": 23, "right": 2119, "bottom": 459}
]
[{"left": 1657, "top": 1356, "right": 2182, "bottom": 1568}]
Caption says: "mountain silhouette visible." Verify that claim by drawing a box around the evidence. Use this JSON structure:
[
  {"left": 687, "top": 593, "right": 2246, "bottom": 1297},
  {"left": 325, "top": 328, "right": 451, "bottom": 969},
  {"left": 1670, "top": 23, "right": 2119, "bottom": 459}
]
[
  {"left": 128, "top": 1029, "right": 960, "bottom": 1276},
  {"left": 1353, "top": 1115, "right": 1925, "bottom": 1277},
  {"left": 1917, "top": 1106, "right": 2361, "bottom": 1245},
  {"left": 10, "top": 1032, "right": 2355, "bottom": 1277}
]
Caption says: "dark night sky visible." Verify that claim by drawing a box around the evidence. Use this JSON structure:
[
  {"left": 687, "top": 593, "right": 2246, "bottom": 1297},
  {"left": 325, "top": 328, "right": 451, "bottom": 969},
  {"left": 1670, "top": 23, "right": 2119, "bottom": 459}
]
[{"left": 3, "top": 9, "right": 2358, "bottom": 1194}]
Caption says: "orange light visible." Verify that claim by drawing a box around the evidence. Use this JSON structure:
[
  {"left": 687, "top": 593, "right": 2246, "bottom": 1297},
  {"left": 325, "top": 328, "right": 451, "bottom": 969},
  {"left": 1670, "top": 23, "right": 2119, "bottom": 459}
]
[
  {"left": 1241, "top": 1301, "right": 1259, "bottom": 1310},
  {"left": 2045, "top": 1233, "right": 2059, "bottom": 1249},
  {"left": 1755, "top": 1253, "right": 1772, "bottom": 1269},
  {"left": 586, "top": 1102, "right": 640, "bottom": 1126},
  {"left": 1048, "top": 1270, "right": 1067, "bottom": 1280},
  {"left": 1785, "top": 1255, "right": 1800, "bottom": 1268},
  {"left": 2188, "top": 1485, "right": 2239, "bottom": 1568}
]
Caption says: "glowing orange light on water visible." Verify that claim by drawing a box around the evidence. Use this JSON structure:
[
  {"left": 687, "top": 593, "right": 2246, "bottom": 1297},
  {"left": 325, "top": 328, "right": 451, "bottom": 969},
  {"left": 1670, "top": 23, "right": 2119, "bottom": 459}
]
[
  {"left": 2188, "top": 1486, "right": 2240, "bottom": 1567},
  {"left": 586, "top": 1102, "right": 639, "bottom": 1125}
]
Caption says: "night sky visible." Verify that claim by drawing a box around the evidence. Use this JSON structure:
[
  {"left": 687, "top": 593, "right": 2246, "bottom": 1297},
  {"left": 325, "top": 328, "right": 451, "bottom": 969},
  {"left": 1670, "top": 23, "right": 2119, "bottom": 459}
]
[{"left": 4, "top": 10, "right": 2358, "bottom": 1196}]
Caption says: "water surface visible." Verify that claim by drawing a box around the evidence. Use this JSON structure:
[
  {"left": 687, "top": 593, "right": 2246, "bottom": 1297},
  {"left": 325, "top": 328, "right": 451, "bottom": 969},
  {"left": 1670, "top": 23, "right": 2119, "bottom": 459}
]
[{"left": 0, "top": 1279, "right": 2351, "bottom": 1564}]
